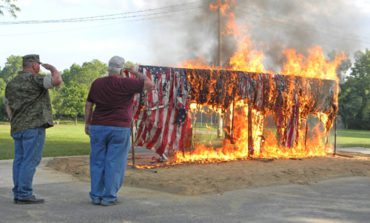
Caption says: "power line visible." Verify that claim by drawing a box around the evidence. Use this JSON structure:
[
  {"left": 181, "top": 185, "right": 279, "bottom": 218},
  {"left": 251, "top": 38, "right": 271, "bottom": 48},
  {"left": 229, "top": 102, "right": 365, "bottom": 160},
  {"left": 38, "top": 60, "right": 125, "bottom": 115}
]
[
  {"left": 1, "top": 1, "right": 368, "bottom": 48},
  {"left": 0, "top": 8, "right": 204, "bottom": 37},
  {"left": 0, "top": 1, "right": 202, "bottom": 25}
]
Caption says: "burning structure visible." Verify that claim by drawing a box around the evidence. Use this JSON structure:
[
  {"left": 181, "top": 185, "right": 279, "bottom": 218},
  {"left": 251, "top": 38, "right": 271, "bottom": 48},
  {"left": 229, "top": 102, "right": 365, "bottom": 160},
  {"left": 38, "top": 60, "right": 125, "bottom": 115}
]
[
  {"left": 131, "top": 0, "right": 347, "bottom": 164},
  {"left": 132, "top": 65, "right": 338, "bottom": 164}
]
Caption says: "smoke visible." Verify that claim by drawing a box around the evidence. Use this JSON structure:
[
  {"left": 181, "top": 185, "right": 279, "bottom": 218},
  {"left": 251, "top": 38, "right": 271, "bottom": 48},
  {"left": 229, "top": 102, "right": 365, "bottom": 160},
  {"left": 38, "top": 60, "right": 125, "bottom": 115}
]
[
  {"left": 237, "top": 0, "right": 362, "bottom": 70},
  {"left": 146, "top": 0, "right": 362, "bottom": 70}
]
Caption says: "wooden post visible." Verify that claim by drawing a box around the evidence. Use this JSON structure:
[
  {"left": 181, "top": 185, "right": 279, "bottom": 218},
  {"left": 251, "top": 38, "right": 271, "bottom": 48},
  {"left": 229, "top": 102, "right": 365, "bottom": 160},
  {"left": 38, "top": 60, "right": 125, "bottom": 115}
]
[
  {"left": 131, "top": 121, "right": 136, "bottom": 168},
  {"left": 230, "top": 99, "right": 235, "bottom": 143},
  {"left": 333, "top": 116, "right": 337, "bottom": 156},
  {"left": 304, "top": 118, "right": 308, "bottom": 150},
  {"left": 248, "top": 105, "right": 254, "bottom": 157}
]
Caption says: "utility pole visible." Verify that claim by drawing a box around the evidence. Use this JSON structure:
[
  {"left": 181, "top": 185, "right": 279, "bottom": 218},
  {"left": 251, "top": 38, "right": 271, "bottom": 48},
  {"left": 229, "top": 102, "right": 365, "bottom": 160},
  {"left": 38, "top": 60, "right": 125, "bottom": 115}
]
[
  {"left": 217, "top": 5, "right": 224, "bottom": 138},
  {"left": 218, "top": 5, "right": 222, "bottom": 67}
]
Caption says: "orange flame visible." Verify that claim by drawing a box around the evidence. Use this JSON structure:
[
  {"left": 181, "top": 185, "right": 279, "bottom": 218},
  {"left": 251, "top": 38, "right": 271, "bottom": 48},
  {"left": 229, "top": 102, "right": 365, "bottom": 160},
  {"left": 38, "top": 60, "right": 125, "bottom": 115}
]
[
  {"left": 283, "top": 46, "right": 346, "bottom": 80},
  {"left": 167, "top": 0, "right": 344, "bottom": 165},
  {"left": 229, "top": 37, "right": 266, "bottom": 73},
  {"left": 210, "top": 0, "right": 239, "bottom": 36},
  {"left": 181, "top": 57, "right": 212, "bottom": 69}
]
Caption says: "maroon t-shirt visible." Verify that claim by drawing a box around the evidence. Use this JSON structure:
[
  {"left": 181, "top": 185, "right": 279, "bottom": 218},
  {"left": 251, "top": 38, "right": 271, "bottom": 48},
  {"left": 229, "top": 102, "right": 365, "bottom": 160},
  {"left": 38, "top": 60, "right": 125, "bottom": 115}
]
[{"left": 87, "top": 75, "right": 144, "bottom": 128}]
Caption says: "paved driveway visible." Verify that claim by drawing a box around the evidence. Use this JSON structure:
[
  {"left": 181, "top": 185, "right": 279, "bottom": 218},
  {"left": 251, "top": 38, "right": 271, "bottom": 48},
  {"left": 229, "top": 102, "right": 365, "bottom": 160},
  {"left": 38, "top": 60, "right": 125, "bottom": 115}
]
[{"left": 0, "top": 159, "right": 369, "bottom": 223}]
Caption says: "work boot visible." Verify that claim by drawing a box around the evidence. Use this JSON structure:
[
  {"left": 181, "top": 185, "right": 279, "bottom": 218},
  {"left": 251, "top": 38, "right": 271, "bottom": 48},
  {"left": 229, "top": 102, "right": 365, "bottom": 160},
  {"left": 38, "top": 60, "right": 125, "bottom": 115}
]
[
  {"left": 14, "top": 195, "right": 45, "bottom": 204},
  {"left": 101, "top": 200, "right": 118, "bottom": 206},
  {"left": 91, "top": 198, "right": 101, "bottom": 205}
]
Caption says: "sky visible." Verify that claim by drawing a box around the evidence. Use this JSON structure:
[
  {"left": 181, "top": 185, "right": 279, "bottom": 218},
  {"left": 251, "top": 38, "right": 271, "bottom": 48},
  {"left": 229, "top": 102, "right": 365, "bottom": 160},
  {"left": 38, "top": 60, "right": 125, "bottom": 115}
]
[{"left": 0, "top": 0, "right": 370, "bottom": 71}]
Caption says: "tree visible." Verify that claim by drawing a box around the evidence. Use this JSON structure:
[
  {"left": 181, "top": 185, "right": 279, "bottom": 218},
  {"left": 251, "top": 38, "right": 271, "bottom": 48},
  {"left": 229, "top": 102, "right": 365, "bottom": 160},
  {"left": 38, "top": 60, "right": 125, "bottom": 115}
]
[
  {"left": 0, "top": 0, "right": 20, "bottom": 17},
  {"left": 339, "top": 50, "right": 370, "bottom": 129},
  {"left": 0, "top": 78, "right": 5, "bottom": 95},
  {"left": 62, "top": 60, "right": 107, "bottom": 86},
  {"left": 0, "top": 55, "right": 22, "bottom": 83},
  {"left": 0, "top": 78, "right": 6, "bottom": 120},
  {"left": 53, "top": 82, "right": 88, "bottom": 124},
  {"left": 53, "top": 60, "right": 106, "bottom": 121},
  {"left": 0, "top": 55, "right": 22, "bottom": 121}
]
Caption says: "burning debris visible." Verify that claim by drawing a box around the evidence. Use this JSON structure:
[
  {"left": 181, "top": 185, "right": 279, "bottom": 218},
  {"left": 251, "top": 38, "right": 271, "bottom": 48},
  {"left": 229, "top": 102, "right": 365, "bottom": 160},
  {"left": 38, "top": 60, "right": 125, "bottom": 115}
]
[{"left": 133, "top": 65, "right": 338, "bottom": 165}]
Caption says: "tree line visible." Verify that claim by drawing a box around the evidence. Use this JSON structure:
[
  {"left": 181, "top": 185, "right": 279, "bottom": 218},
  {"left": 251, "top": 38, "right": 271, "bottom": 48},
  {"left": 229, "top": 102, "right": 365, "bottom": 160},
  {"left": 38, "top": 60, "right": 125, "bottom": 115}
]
[
  {"left": 0, "top": 56, "right": 107, "bottom": 123},
  {"left": 0, "top": 50, "right": 369, "bottom": 129},
  {"left": 339, "top": 50, "right": 370, "bottom": 129}
]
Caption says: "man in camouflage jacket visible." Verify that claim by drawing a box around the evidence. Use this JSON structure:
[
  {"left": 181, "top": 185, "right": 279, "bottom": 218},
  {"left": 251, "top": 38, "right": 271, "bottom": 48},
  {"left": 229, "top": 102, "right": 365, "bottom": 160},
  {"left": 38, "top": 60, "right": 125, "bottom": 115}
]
[{"left": 4, "top": 54, "right": 62, "bottom": 204}]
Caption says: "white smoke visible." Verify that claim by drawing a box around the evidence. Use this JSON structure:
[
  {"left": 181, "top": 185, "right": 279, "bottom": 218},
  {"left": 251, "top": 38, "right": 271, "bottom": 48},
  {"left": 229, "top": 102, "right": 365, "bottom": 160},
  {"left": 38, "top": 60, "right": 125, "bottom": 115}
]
[{"left": 146, "top": 0, "right": 363, "bottom": 69}]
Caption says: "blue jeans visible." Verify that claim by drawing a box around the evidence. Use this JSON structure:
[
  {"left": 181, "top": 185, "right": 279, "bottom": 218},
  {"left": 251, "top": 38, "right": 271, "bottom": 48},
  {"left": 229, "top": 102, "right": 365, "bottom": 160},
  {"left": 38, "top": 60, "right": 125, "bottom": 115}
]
[
  {"left": 89, "top": 125, "right": 131, "bottom": 204},
  {"left": 12, "top": 128, "right": 45, "bottom": 199}
]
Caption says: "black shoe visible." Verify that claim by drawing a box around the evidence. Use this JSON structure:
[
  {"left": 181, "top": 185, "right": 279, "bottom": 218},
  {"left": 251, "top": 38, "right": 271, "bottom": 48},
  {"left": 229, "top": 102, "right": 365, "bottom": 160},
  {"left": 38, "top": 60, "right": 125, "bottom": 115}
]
[
  {"left": 101, "top": 200, "right": 118, "bottom": 206},
  {"left": 14, "top": 196, "right": 44, "bottom": 204}
]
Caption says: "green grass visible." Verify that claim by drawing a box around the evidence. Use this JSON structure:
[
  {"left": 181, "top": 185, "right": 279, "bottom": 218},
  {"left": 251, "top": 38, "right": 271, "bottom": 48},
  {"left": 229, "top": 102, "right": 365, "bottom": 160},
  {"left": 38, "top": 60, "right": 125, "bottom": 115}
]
[
  {"left": 336, "top": 129, "right": 370, "bottom": 148},
  {"left": 0, "top": 123, "right": 369, "bottom": 160},
  {"left": 0, "top": 123, "right": 90, "bottom": 160}
]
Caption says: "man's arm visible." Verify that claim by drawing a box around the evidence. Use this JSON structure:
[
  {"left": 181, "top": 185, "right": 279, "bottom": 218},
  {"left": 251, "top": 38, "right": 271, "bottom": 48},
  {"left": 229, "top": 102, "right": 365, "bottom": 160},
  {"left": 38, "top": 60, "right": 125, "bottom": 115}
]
[
  {"left": 42, "top": 63, "right": 63, "bottom": 87},
  {"left": 84, "top": 101, "right": 93, "bottom": 135},
  {"left": 3, "top": 97, "right": 12, "bottom": 121},
  {"left": 128, "top": 68, "right": 155, "bottom": 91}
]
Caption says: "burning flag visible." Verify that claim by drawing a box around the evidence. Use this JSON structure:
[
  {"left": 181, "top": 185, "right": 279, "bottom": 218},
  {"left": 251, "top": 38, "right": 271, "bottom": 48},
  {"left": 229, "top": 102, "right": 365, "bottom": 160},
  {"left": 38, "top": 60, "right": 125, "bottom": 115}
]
[
  {"left": 130, "top": 0, "right": 346, "bottom": 165},
  {"left": 132, "top": 64, "right": 338, "bottom": 163}
]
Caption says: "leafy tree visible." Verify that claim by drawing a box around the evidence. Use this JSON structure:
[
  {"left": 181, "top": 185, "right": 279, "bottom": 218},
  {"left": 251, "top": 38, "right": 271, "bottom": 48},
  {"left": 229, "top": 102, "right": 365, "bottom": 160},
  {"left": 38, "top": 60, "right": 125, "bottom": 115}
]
[
  {"left": 0, "top": 0, "right": 20, "bottom": 17},
  {"left": 0, "top": 55, "right": 22, "bottom": 83},
  {"left": 0, "top": 55, "right": 22, "bottom": 120},
  {"left": 53, "top": 60, "right": 106, "bottom": 121},
  {"left": 339, "top": 50, "right": 370, "bottom": 129},
  {"left": 0, "top": 78, "right": 5, "bottom": 96},
  {"left": 62, "top": 59, "right": 107, "bottom": 86},
  {"left": 53, "top": 82, "right": 88, "bottom": 124},
  {"left": 0, "top": 78, "right": 6, "bottom": 120}
]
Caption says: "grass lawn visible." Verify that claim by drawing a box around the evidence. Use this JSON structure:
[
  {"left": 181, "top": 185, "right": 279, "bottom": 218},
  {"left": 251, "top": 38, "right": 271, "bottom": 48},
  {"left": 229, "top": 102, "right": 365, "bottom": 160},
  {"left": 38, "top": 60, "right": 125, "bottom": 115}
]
[
  {"left": 0, "top": 123, "right": 90, "bottom": 160},
  {"left": 0, "top": 123, "right": 369, "bottom": 160},
  {"left": 336, "top": 129, "right": 370, "bottom": 148}
]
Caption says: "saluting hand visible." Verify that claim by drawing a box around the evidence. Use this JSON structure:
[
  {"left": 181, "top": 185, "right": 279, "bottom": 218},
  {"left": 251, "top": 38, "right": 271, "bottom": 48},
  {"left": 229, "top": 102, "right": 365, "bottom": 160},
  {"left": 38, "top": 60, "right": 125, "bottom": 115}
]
[{"left": 41, "top": 63, "right": 57, "bottom": 71}]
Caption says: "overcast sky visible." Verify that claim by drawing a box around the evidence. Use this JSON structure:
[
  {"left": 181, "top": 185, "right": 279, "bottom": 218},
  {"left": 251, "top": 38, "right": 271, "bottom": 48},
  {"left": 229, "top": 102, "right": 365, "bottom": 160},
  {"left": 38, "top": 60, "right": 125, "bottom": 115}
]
[{"left": 0, "top": 0, "right": 369, "bottom": 71}]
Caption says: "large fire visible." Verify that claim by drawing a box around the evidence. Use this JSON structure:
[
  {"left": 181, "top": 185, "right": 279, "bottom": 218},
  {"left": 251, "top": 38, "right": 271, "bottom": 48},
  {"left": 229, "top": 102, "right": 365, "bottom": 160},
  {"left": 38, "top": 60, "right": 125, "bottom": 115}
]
[
  {"left": 168, "top": 0, "right": 345, "bottom": 165},
  {"left": 131, "top": 1, "right": 345, "bottom": 168}
]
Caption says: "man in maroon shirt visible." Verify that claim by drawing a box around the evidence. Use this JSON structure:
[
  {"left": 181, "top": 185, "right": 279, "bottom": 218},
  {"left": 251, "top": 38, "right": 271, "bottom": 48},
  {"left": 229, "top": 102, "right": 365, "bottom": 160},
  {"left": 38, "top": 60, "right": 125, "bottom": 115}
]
[{"left": 84, "top": 56, "right": 154, "bottom": 206}]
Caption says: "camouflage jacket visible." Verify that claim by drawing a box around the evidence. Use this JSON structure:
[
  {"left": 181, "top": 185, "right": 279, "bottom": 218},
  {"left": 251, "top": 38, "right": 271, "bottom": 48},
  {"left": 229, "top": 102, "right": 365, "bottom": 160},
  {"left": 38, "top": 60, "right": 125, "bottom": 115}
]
[{"left": 5, "top": 71, "right": 54, "bottom": 135}]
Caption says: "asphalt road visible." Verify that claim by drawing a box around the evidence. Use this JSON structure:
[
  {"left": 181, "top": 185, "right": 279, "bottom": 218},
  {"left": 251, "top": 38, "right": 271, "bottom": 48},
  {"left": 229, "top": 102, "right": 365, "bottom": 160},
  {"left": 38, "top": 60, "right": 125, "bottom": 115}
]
[{"left": 0, "top": 159, "right": 369, "bottom": 223}]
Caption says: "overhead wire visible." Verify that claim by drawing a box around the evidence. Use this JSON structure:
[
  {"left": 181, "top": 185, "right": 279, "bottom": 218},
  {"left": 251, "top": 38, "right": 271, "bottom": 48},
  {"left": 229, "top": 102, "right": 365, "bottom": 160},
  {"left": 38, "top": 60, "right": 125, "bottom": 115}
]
[
  {"left": 0, "top": 1, "right": 202, "bottom": 25},
  {"left": 0, "top": 2, "right": 203, "bottom": 37},
  {"left": 0, "top": 7, "right": 204, "bottom": 37},
  {"left": 1, "top": 0, "right": 369, "bottom": 47}
]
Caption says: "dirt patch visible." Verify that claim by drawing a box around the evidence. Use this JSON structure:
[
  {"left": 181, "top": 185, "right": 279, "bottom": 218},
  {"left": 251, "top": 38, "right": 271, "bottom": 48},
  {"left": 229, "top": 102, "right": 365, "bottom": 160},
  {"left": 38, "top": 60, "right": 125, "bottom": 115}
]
[{"left": 47, "top": 152, "right": 370, "bottom": 195}]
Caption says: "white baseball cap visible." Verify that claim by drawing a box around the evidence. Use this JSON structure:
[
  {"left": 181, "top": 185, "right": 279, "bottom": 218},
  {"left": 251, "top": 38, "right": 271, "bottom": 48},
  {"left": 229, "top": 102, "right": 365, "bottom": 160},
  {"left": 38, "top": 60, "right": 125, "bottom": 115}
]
[{"left": 108, "top": 56, "right": 125, "bottom": 74}]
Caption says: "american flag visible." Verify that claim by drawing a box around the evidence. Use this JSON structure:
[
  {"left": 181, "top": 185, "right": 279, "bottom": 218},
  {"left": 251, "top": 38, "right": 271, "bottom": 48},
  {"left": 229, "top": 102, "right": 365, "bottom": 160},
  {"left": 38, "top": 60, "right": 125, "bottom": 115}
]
[
  {"left": 133, "top": 66, "right": 192, "bottom": 157},
  {"left": 132, "top": 66, "right": 337, "bottom": 156}
]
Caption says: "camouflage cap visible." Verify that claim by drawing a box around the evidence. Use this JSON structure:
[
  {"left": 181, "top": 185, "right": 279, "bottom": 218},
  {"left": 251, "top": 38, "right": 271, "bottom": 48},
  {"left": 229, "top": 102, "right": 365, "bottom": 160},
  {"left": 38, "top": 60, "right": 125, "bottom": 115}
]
[{"left": 23, "top": 54, "right": 41, "bottom": 64}]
